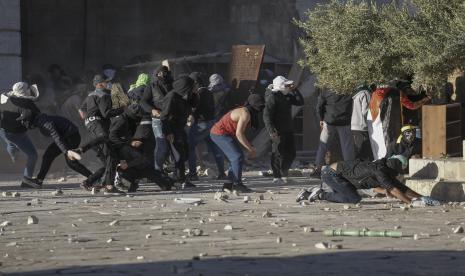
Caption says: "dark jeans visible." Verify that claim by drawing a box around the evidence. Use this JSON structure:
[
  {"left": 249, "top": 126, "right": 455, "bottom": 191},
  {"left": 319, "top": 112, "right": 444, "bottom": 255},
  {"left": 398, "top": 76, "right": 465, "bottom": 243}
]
[
  {"left": 352, "top": 130, "right": 373, "bottom": 161},
  {"left": 171, "top": 127, "right": 189, "bottom": 183},
  {"left": 37, "top": 133, "right": 92, "bottom": 181},
  {"left": 210, "top": 133, "right": 243, "bottom": 184},
  {"left": 81, "top": 121, "right": 116, "bottom": 186},
  {"left": 188, "top": 120, "right": 225, "bottom": 176},
  {"left": 320, "top": 166, "right": 361, "bottom": 204},
  {"left": 271, "top": 132, "right": 296, "bottom": 178},
  {"left": 152, "top": 118, "right": 169, "bottom": 171}
]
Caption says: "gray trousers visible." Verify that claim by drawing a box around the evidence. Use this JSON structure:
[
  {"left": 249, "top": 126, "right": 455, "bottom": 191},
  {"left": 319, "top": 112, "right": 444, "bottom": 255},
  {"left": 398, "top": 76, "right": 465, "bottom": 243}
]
[{"left": 315, "top": 123, "right": 355, "bottom": 167}]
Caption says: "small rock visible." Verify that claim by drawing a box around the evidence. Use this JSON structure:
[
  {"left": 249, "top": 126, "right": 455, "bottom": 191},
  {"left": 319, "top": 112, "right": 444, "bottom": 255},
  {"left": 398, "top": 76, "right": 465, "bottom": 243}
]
[
  {"left": 300, "top": 201, "right": 310, "bottom": 206},
  {"left": 107, "top": 238, "right": 115, "bottom": 243},
  {"left": 323, "top": 207, "right": 331, "bottom": 211},
  {"left": 453, "top": 226, "right": 464, "bottom": 234},
  {"left": 330, "top": 244, "right": 343, "bottom": 249},
  {"left": 232, "top": 190, "right": 239, "bottom": 197},
  {"left": 276, "top": 237, "right": 282, "bottom": 244},
  {"left": 292, "top": 243, "right": 297, "bottom": 247},
  {"left": 31, "top": 198, "right": 41, "bottom": 205},
  {"left": 343, "top": 205, "right": 350, "bottom": 210},
  {"left": 12, "top": 192, "right": 20, "bottom": 197},
  {"left": 262, "top": 210, "right": 272, "bottom": 218},
  {"left": 91, "top": 188, "right": 98, "bottom": 195},
  {"left": 258, "top": 194, "right": 265, "bottom": 200},
  {"left": 199, "top": 252, "right": 208, "bottom": 257},
  {"left": 243, "top": 196, "right": 251, "bottom": 203},
  {"left": 394, "top": 226, "right": 401, "bottom": 230},
  {"left": 27, "top": 216, "right": 39, "bottom": 225},
  {"left": 210, "top": 211, "right": 220, "bottom": 217},
  {"left": 303, "top": 227, "right": 314, "bottom": 233},
  {"left": 109, "top": 220, "right": 120, "bottom": 226},
  {"left": 413, "top": 234, "right": 419, "bottom": 240},
  {"left": 52, "top": 189, "right": 63, "bottom": 196},
  {"left": 179, "top": 241, "right": 186, "bottom": 244},
  {"left": 124, "top": 247, "right": 132, "bottom": 251},
  {"left": 145, "top": 234, "right": 152, "bottom": 239},
  {"left": 2, "top": 192, "right": 12, "bottom": 197},
  {"left": 71, "top": 223, "right": 77, "bottom": 228},
  {"left": 83, "top": 199, "right": 89, "bottom": 204},
  {"left": 68, "top": 237, "right": 92, "bottom": 243},
  {"left": 460, "top": 237, "right": 465, "bottom": 243},
  {"left": 160, "top": 203, "right": 166, "bottom": 208},
  {"left": 199, "top": 219, "right": 206, "bottom": 224},
  {"left": 315, "top": 242, "right": 329, "bottom": 249},
  {"left": 137, "top": 256, "right": 144, "bottom": 260},
  {"left": 254, "top": 198, "right": 261, "bottom": 204},
  {"left": 0, "top": 221, "right": 12, "bottom": 227},
  {"left": 224, "top": 224, "right": 233, "bottom": 231},
  {"left": 150, "top": 225, "right": 163, "bottom": 230},
  {"left": 214, "top": 192, "right": 228, "bottom": 202},
  {"left": 6, "top": 242, "right": 17, "bottom": 247}
]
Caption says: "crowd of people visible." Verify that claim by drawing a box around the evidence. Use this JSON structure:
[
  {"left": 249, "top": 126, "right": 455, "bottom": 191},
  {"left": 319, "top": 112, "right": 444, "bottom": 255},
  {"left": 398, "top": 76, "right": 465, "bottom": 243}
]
[{"left": 0, "top": 64, "right": 441, "bottom": 206}]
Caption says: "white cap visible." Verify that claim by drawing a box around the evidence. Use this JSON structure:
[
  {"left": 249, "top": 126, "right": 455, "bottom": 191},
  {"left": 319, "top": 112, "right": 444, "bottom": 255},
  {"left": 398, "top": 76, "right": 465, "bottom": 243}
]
[{"left": 271, "top": 76, "right": 294, "bottom": 92}]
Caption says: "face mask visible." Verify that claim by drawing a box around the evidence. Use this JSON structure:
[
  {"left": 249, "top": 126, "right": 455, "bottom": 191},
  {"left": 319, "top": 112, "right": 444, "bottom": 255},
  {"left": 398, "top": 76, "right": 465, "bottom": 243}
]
[
  {"left": 403, "top": 130, "right": 415, "bottom": 144},
  {"left": 106, "top": 82, "right": 113, "bottom": 90}
]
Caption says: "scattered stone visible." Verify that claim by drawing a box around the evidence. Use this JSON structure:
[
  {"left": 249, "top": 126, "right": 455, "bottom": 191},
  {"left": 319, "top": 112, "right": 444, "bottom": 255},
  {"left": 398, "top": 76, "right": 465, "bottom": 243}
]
[
  {"left": 12, "top": 192, "right": 20, "bottom": 197},
  {"left": 262, "top": 210, "right": 272, "bottom": 218},
  {"left": 254, "top": 198, "right": 261, "bottom": 204},
  {"left": 109, "top": 220, "right": 120, "bottom": 226},
  {"left": 6, "top": 242, "right": 17, "bottom": 247},
  {"left": 210, "top": 211, "right": 220, "bottom": 217},
  {"left": 453, "top": 226, "right": 464, "bottom": 234},
  {"left": 224, "top": 224, "right": 233, "bottom": 231},
  {"left": 199, "top": 252, "right": 208, "bottom": 257},
  {"left": 400, "top": 206, "right": 409, "bottom": 211},
  {"left": 258, "top": 194, "right": 265, "bottom": 200},
  {"left": 445, "top": 221, "right": 452, "bottom": 225},
  {"left": 300, "top": 201, "right": 310, "bottom": 206},
  {"left": 343, "top": 205, "right": 350, "bottom": 210},
  {"left": 292, "top": 243, "right": 297, "bottom": 247},
  {"left": 107, "top": 238, "right": 115, "bottom": 243},
  {"left": 124, "top": 247, "right": 132, "bottom": 251},
  {"left": 460, "top": 237, "right": 465, "bottom": 243},
  {"left": 330, "top": 244, "right": 343, "bottom": 249},
  {"left": 2, "top": 192, "right": 12, "bottom": 197},
  {"left": 52, "top": 189, "right": 63, "bottom": 196},
  {"left": 145, "top": 234, "right": 152, "bottom": 239},
  {"left": 323, "top": 207, "right": 331, "bottom": 211},
  {"left": 71, "top": 223, "right": 77, "bottom": 228},
  {"left": 160, "top": 203, "right": 166, "bottom": 208},
  {"left": 232, "top": 190, "right": 239, "bottom": 197},
  {"left": 394, "top": 226, "right": 401, "bottom": 230},
  {"left": 0, "top": 221, "right": 12, "bottom": 227},
  {"left": 68, "top": 237, "right": 93, "bottom": 243},
  {"left": 315, "top": 242, "right": 329, "bottom": 250},
  {"left": 137, "top": 256, "right": 144, "bottom": 260},
  {"left": 199, "top": 219, "right": 206, "bottom": 224},
  {"left": 179, "top": 241, "right": 186, "bottom": 244},
  {"left": 83, "top": 199, "right": 89, "bottom": 204},
  {"left": 150, "top": 225, "right": 163, "bottom": 230},
  {"left": 214, "top": 192, "right": 229, "bottom": 202},
  {"left": 303, "top": 227, "right": 314, "bottom": 233},
  {"left": 413, "top": 234, "right": 419, "bottom": 240},
  {"left": 243, "top": 196, "right": 251, "bottom": 203},
  {"left": 276, "top": 237, "right": 282, "bottom": 244},
  {"left": 91, "top": 188, "right": 98, "bottom": 195},
  {"left": 27, "top": 215, "right": 39, "bottom": 225}
]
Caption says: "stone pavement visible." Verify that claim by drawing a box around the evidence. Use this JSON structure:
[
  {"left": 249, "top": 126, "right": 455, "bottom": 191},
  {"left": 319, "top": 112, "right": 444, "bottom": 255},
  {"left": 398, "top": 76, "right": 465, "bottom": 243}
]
[{"left": 0, "top": 174, "right": 465, "bottom": 276}]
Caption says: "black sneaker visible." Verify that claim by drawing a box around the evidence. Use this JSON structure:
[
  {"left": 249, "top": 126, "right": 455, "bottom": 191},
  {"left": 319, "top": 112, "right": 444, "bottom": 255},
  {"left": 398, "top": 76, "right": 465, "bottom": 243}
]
[
  {"left": 128, "top": 182, "right": 139, "bottom": 193},
  {"left": 21, "top": 177, "right": 42, "bottom": 189},
  {"left": 216, "top": 174, "right": 228, "bottom": 181},
  {"left": 296, "top": 188, "right": 311, "bottom": 203},
  {"left": 181, "top": 181, "right": 196, "bottom": 189},
  {"left": 80, "top": 179, "right": 93, "bottom": 191},
  {"left": 233, "top": 183, "right": 252, "bottom": 193},
  {"left": 103, "top": 186, "right": 126, "bottom": 195},
  {"left": 222, "top": 182, "right": 233, "bottom": 193}
]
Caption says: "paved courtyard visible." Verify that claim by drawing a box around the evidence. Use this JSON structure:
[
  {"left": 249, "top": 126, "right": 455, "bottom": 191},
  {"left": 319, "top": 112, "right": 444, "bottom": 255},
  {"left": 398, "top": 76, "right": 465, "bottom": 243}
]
[{"left": 1, "top": 173, "right": 465, "bottom": 276}]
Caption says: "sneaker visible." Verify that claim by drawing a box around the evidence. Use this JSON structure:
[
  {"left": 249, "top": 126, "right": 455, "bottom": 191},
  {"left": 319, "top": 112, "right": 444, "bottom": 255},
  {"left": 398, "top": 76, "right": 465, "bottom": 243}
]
[
  {"left": 181, "top": 181, "right": 196, "bottom": 189},
  {"left": 272, "top": 178, "right": 284, "bottom": 185},
  {"left": 216, "top": 174, "right": 228, "bottom": 181},
  {"left": 103, "top": 186, "right": 126, "bottom": 195},
  {"left": 127, "top": 182, "right": 139, "bottom": 193},
  {"left": 80, "top": 179, "right": 93, "bottom": 191},
  {"left": 222, "top": 182, "right": 233, "bottom": 193},
  {"left": 21, "top": 177, "right": 42, "bottom": 189},
  {"left": 296, "top": 188, "right": 311, "bottom": 203},
  {"left": 420, "top": 196, "right": 441, "bottom": 206},
  {"left": 282, "top": 177, "right": 297, "bottom": 185},
  {"left": 187, "top": 174, "right": 200, "bottom": 181},
  {"left": 307, "top": 186, "right": 324, "bottom": 202},
  {"left": 233, "top": 183, "right": 252, "bottom": 193}
]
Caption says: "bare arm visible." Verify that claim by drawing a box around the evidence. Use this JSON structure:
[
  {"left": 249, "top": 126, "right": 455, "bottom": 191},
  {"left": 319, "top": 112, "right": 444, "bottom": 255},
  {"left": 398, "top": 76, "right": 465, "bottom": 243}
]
[
  {"left": 388, "top": 187, "right": 412, "bottom": 204},
  {"left": 235, "top": 108, "right": 254, "bottom": 152}
]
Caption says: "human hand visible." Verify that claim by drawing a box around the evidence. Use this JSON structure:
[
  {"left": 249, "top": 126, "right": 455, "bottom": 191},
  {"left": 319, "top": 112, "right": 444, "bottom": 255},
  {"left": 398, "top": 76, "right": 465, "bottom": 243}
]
[
  {"left": 320, "top": 121, "right": 324, "bottom": 130},
  {"left": 131, "top": 140, "right": 143, "bottom": 148},
  {"left": 247, "top": 148, "right": 257, "bottom": 159},
  {"left": 270, "top": 132, "right": 279, "bottom": 139},
  {"left": 151, "top": 109, "right": 161, "bottom": 118},
  {"left": 66, "top": 150, "right": 81, "bottom": 161},
  {"left": 118, "top": 160, "right": 128, "bottom": 170}
]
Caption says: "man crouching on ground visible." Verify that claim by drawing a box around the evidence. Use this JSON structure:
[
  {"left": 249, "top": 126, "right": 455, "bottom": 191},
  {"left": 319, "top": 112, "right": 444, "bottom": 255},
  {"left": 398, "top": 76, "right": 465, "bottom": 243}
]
[{"left": 296, "top": 155, "right": 440, "bottom": 207}]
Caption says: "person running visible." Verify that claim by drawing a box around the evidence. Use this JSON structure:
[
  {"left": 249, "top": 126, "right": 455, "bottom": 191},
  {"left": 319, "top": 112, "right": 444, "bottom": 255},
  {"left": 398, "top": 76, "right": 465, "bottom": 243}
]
[{"left": 210, "top": 94, "right": 265, "bottom": 193}]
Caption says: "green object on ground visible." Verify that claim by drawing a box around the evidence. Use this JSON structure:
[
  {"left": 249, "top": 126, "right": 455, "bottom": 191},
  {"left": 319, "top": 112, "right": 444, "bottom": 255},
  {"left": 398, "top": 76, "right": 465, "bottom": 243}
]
[{"left": 324, "top": 229, "right": 403, "bottom": 238}]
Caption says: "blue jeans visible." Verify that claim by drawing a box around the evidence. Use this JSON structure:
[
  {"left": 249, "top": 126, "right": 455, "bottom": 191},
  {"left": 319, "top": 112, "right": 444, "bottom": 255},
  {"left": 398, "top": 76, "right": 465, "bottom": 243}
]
[
  {"left": 210, "top": 133, "right": 243, "bottom": 184},
  {"left": 152, "top": 118, "right": 169, "bottom": 171},
  {"left": 320, "top": 166, "right": 361, "bottom": 204},
  {"left": 188, "top": 120, "right": 225, "bottom": 176},
  {"left": 1, "top": 130, "right": 38, "bottom": 178},
  {"left": 0, "top": 129, "right": 19, "bottom": 161}
]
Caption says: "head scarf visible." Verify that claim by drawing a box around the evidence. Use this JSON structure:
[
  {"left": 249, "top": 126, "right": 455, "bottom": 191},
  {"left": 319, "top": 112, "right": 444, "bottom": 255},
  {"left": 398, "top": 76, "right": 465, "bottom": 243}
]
[
  {"left": 270, "top": 76, "right": 294, "bottom": 92},
  {"left": 4, "top": 82, "right": 40, "bottom": 102},
  {"left": 245, "top": 94, "right": 265, "bottom": 130},
  {"left": 208, "top": 74, "right": 229, "bottom": 92}
]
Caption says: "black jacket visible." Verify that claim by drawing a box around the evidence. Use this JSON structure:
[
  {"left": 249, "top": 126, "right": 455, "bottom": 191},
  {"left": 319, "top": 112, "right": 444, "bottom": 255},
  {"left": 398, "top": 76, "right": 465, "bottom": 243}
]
[
  {"left": 140, "top": 78, "right": 173, "bottom": 114},
  {"left": 386, "top": 138, "right": 421, "bottom": 159},
  {"left": 160, "top": 76, "right": 194, "bottom": 135},
  {"left": 33, "top": 114, "right": 79, "bottom": 154},
  {"left": 193, "top": 87, "right": 215, "bottom": 122},
  {"left": 317, "top": 90, "right": 353, "bottom": 126},
  {"left": 109, "top": 113, "right": 139, "bottom": 148},
  {"left": 81, "top": 89, "right": 123, "bottom": 121},
  {"left": 0, "top": 98, "right": 27, "bottom": 133},
  {"left": 336, "top": 158, "right": 401, "bottom": 191},
  {"left": 263, "top": 88, "right": 304, "bottom": 134}
]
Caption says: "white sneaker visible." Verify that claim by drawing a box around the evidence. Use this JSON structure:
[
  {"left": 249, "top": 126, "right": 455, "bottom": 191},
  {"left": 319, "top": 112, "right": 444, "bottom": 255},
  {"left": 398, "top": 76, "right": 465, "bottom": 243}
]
[
  {"left": 272, "top": 178, "right": 284, "bottom": 185},
  {"left": 308, "top": 187, "right": 324, "bottom": 202},
  {"left": 282, "top": 177, "right": 297, "bottom": 185}
]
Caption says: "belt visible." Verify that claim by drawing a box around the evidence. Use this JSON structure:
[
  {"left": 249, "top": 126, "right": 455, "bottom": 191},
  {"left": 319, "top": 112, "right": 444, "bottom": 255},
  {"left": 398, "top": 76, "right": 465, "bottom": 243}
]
[
  {"left": 140, "top": 120, "right": 152, "bottom": 125},
  {"left": 84, "top": 116, "right": 102, "bottom": 125}
]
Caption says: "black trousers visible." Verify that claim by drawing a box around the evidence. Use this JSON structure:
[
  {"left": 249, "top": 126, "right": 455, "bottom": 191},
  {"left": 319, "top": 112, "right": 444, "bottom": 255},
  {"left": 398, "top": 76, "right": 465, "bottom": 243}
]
[
  {"left": 172, "top": 127, "right": 189, "bottom": 183},
  {"left": 271, "top": 132, "right": 296, "bottom": 178},
  {"left": 352, "top": 130, "right": 373, "bottom": 161},
  {"left": 37, "top": 133, "right": 92, "bottom": 181},
  {"left": 81, "top": 121, "right": 116, "bottom": 186}
]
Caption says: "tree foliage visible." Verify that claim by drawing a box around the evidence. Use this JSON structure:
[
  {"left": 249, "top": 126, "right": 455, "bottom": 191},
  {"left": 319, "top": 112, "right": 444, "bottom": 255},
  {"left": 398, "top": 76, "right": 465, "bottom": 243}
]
[{"left": 296, "top": 0, "right": 465, "bottom": 94}]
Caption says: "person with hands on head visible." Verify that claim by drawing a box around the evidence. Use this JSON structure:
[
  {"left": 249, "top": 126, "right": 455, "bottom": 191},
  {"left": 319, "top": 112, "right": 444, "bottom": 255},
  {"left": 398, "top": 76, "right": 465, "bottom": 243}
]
[
  {"left": 263, "top": 76, "right": 304, "bottom": 185},
  {"left": 210, "top": 94, "right": 265, "bottom": 193}
]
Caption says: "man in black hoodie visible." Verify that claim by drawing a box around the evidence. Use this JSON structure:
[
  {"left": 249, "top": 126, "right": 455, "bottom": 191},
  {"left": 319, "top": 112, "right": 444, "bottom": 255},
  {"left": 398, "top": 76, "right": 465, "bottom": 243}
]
[
  {"left": 17, "top": 110, "right": 94, "bottom": 189},
  {"left": 141, "top": 66, "right": 174, "bottom": 172},
  {"left": 160, "top": 75, "right": 196, "bottom": 189},
  {"left": 263, "top": 76, "right": 304, "bottom": 184},
  {"left": 312, "top": 90, "right": 355, "bottom": 178}
]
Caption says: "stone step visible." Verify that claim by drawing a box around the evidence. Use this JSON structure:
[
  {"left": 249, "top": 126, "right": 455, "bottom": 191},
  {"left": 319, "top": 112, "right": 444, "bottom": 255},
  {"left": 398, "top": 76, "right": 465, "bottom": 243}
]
[
  {"left": 408, "top": 158, "right": 465, "bottom": 181},
  {"left": 405, "top": 179, "right": 465, "bottom": 202}
]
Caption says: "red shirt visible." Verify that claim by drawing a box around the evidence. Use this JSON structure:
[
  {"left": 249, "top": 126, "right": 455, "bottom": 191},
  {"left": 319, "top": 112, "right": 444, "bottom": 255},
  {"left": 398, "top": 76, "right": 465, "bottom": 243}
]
[{"left": 210, "top": 111, "right": 238, "bottom": 136}]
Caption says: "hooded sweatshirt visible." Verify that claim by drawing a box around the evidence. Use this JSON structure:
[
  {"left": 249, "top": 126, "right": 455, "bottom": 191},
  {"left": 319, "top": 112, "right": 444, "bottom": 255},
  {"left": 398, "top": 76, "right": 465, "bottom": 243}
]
[
  {"left": 208, "top": 74, "right": 230, "bottom": 120},
  {"left": 160, "top": 76, "right": 194, "bottom": 134},
  {"left": 140, "top": 66, "right": 173, "bottom": 114},
  {"left": 351, "top": 88, "right": 371, "bottom": 131}
]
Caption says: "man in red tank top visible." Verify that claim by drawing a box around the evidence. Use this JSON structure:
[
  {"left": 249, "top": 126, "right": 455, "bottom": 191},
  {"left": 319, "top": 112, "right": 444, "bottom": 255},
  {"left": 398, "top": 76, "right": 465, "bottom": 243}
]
[{"left": 210, "top": 94, "right": 265, "bottom": 193}]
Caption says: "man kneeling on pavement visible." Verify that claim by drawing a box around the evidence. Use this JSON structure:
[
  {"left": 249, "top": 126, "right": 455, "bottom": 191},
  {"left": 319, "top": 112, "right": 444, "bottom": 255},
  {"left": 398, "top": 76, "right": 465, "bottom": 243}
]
[{"left": 297, "top": 155, "right": 440, "bottom": 206}]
